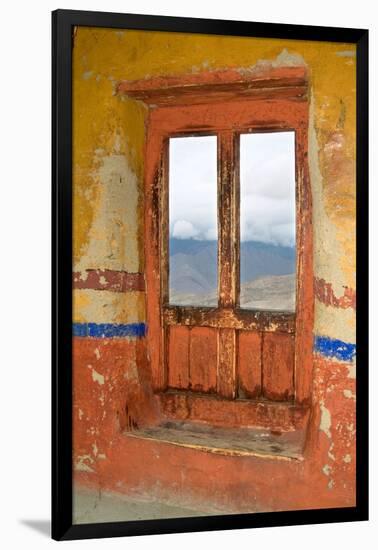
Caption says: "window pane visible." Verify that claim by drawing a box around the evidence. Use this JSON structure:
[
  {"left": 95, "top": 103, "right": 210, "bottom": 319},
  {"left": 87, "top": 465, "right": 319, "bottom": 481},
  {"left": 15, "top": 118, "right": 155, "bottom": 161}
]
[
  {"left": 240, "top": 132, "right": 296, "bottom": 311},
  {"left": 169, "top": 136, "right": 218, "bottom": 306}
]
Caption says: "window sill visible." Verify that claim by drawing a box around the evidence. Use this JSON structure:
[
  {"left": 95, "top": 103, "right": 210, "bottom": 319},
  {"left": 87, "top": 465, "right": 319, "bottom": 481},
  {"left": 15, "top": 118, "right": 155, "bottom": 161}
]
[{"left": 124, "top": 420, "right": 305, "bottom": 461}]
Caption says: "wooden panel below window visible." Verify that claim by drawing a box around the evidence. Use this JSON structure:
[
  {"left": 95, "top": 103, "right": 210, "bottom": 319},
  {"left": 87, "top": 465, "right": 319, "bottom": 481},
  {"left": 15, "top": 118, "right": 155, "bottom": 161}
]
[
  {"left": 189, "top": 327, "right": 217, "bottom": 393},
  {"left": 262, "top": 332, "right": 295, "bottom": 401},
  {"left": 158, "top": 391, "right": 309, "bottom": 432},
  {"left": 238, "top": 331, "right": 262, "bottom": 399},
  {"left": 167, "top": 326, "right": 190, "bottom": 390},
  {"left": 217, "top": 328, "right": 236, "bottom": 399}
]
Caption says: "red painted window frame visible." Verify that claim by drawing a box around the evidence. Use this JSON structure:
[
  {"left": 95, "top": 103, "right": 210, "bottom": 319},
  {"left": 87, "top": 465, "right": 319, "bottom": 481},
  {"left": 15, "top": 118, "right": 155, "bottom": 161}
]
[{"left": 119, "top": 67, "right": 314, "bottom": 409}]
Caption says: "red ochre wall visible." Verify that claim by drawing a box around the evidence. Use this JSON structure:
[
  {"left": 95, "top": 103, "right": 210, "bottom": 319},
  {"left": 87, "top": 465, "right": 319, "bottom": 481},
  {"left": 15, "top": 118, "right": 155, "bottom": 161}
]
[{"left": 72, "top": 28, "right": 356, "bottom": 513}]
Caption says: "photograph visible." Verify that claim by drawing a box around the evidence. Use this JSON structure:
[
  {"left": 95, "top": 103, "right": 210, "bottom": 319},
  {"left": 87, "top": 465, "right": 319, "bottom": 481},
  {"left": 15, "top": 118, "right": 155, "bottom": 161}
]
[{"left": 52, "top": 9, "right": 368, "bottom": 540}]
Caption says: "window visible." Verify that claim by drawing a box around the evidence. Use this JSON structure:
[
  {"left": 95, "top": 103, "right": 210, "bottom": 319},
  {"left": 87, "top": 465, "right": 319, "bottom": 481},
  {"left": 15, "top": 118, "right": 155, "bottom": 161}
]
[
  {"left": 169, "top": 135, "right": 218, "bottom": 307},
  {"left": 240, "top": 131, "right": 296, "bottom": 311},
  {"left": 134, "top": 67, "right": 313, "bottom": 425},
  {"left": 168, "top": 132, "right": 297, "bottom": 312}
]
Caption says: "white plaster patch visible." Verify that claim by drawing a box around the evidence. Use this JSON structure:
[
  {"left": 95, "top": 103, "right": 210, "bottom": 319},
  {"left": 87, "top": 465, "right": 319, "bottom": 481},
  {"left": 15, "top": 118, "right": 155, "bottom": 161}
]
[
  {"left": 87, "top": 426, "right": 97, "bottom": 436},
  {"left": 78, "top": 270, "right": 89, "bottom": 282},
  {"left": 91, "top": 367, "right": 105, "bottom": 386},
  {"left": 308, "top": 97, "right": 352, "bottom": 293},
  {"left": 123, "top": 360, "right": 138, "bottom": 381},
  {"left": 343, "top": 454, "right": 352, "bottom": 463},
  {"left": 75, "top": 455, "right": 95, "bottom": 473},
  {"left": 274, "top": 48, "right": 305, "bottom": 67},
  {"left": 113, "top": 132, "right": 122, "bottom": 153},
  {"left": 75, "top": 462, "right": 94, "bottom": 473},
  {"left": 314, "top": 293, "right": 356, "bottom": 345},
  {"left": 78, "top": 408, "right": 84, "bottom": 420},
  {"left": 94, "top": 347, "right": 101, "bottom": 360},
  {"left": 238, "top": 48, "right": 306, "bottom": 80},
  {"left": 328, "top": 442, "right": 336, "bottom": 461},
  {"left": 343, "top": 389, "right": 356, "bottom": 400},
  {"left": 73, "top": 289, "right": 145, "bottom": 324},
  {"left": 319, "top": 401, "right": 332, "bottom": 438},
  {"left": 347, "top": 363, "right": 356, "bottom": 379},
  {"left": 75, "top": 154, "right": 140, "bottom": 273},
  {"left": 82, "top": 70, "right": 94, "bottom": 80},
  {"left": 336, "top": 50, "right": 356, "bottom": 57},
  {"left": 92, "top": 442, "right": 98, "bottom": 457}
]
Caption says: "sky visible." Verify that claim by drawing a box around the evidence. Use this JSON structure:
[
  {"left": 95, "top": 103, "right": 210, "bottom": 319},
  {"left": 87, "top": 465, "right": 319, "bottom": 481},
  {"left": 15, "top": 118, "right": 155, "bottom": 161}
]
[{"left": 169, "top": 131, "right": 296, "bottom": 247}]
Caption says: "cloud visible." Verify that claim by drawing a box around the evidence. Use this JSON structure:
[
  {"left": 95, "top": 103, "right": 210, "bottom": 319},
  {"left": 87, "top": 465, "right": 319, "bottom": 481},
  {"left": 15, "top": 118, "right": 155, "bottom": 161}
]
[
  {"left": 172, "top": 220, "right": 200, "bottom": 239},
  {"left": 168, "top": 132, "right": 296, "bottom": 247}
]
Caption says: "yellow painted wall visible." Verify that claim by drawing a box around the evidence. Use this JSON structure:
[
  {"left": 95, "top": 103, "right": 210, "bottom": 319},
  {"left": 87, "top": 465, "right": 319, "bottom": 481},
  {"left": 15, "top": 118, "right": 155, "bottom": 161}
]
[{"left": 73, "top": 27, "right": 356, "bottom": 341}]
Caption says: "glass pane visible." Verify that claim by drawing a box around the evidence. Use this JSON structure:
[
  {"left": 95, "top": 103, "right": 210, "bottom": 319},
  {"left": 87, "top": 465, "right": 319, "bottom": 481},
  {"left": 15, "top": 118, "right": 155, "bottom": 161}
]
[
  {"left": 240, "top": 132, "right": 296, "bottom": 311},
  {"left": 169, "top": 136, "right": 218, "bottom": 306}
]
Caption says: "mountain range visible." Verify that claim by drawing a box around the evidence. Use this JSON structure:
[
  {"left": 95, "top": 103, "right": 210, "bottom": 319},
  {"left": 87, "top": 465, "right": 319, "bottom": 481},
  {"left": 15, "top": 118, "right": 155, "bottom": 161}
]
[{"left": 169, "top": 238, "right": 295, "bottom": 310}]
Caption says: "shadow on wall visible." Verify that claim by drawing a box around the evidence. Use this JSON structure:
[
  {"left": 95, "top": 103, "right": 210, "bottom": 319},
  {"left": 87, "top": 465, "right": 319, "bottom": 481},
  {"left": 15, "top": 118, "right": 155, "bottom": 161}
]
[{"left": 19, "top": 520, "right": 50, "bottom": 538}]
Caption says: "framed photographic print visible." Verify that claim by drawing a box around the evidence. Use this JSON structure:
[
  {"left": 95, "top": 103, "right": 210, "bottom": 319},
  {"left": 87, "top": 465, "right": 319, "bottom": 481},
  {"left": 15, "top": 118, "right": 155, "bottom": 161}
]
[{"left": 52, "top": 9, "right": 368, "bottom": 541}]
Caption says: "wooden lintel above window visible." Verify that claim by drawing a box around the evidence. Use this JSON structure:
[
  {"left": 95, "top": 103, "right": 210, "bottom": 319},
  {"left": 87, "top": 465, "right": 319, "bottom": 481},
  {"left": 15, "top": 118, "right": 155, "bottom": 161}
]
[{"left": 117, "top": 66, "right": 308, "bottom": 107}]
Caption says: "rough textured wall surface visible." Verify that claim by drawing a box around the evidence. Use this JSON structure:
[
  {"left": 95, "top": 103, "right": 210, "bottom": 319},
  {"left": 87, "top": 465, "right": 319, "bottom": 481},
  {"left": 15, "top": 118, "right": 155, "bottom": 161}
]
[{"left": 72, "top": 27, "right": 356, "bottom": 515}]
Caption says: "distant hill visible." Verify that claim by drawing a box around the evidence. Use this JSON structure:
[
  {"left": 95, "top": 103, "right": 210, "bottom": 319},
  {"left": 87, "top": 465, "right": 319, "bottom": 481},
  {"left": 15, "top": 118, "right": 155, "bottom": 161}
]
[
  {"left": 169, "top": 238, "right": 295, "bottom": 306},
  {"left": 170, "top": 273, "right": 295, "bottom": 311}
]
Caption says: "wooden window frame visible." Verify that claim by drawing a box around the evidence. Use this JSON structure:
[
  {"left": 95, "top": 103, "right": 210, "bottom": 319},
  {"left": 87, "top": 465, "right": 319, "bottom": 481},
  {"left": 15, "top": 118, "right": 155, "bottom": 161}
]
[{"left": 119, "top": 66, "right": 314, "bottom": 407}]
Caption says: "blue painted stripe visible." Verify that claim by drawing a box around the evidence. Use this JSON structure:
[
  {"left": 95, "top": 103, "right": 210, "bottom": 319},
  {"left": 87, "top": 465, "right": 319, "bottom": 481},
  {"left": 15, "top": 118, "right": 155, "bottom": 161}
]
[
  {"left": 73, "top": 322, "right": 146, "bottom": 338},
  {"left": 314, "top": 335, "right": 356, "bottom": 362},
  {"left": 73, "top": 324, "right": 355, "bottom": 362}
]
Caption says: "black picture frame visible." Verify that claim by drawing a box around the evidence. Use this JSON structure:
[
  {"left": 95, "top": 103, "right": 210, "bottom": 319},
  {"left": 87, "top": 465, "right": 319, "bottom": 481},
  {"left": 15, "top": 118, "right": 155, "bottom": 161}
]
[{"left": 52, "top": 9, "right": 368, "bottom": 541}]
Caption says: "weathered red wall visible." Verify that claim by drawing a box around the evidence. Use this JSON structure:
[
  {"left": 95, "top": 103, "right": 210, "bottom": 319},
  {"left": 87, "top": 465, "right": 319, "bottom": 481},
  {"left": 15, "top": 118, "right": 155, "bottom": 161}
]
[{"left": 73, "top": 337, "right": 355, "bottom": 512}]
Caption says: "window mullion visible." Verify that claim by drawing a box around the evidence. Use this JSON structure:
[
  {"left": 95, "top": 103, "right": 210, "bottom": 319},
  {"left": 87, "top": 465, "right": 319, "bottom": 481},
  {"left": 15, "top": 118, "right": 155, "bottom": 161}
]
[{"left": 218, "top": 131, "right": 238, "bottom": 309}]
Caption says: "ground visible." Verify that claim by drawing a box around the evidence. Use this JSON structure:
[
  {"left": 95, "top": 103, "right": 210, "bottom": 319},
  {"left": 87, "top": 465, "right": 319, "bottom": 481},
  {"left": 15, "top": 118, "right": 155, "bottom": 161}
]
[{"left": 74, "top": 488, "right": 219, "bottom": 524}]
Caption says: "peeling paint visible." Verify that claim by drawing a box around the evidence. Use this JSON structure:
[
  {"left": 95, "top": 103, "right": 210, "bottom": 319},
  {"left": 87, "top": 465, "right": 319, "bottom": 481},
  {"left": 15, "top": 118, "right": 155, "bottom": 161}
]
[
  {"left": 92, "top": 442, "right": 98, "bottom": 457},
  {"left": 326, "top": 442, "right": 336, "bottom": 461},
  {"left": 75, "top": 154, "right": 141, "bottom": 273},
  {"left": 91, "top": 367, "right": 105, "bottom": 385},
  {"left": 82, "top": 70, "right": 94, "bottom": 80},
  {"left": 319, "top": 401, "right": 332, "bottom": 438},
  {"left": 74, "top": 322, "right": 146, "bottom": 339},
  {"left": 73, "top": 289, "right": 145, "bottom": 325},
  {"left": 347, "top": 364, "right": 356, "bottom": 379},
  {"left": 274, "top": 48, "right": 305, "bottom": 67},
  {"left": 75, "top": 455, "right": 95, "bottom": 473},
  {"left": 315, "top": 302, "right": 356, "bottom": 346},
  {"left": 314, "top": 335, "right": 356, "bottom": 362},
  {"left": 314, "top": 277, "right": 355, "bottom": 310},
  {"left": 309, "top": 98, "right": 355, "bottom": 296},
  {"left": 336, "top": 50, "right": 356, "bottom": 58},
  {"left": 343, "top": 389, "right": 355, "bottom": 400}
]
